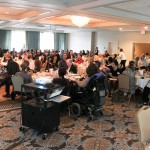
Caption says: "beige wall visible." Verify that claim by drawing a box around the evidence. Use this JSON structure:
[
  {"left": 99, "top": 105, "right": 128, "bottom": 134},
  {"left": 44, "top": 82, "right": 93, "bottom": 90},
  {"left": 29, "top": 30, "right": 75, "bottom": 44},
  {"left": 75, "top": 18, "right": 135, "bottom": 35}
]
[
  {"left": 96, "top": 30, "right": 150, "bottom": 61},
  {"left": 68, "top": 31, "right": 92, "bottom": 53},
  {"left": 68, "top": 30, "right": 150, "bottom": 61}
]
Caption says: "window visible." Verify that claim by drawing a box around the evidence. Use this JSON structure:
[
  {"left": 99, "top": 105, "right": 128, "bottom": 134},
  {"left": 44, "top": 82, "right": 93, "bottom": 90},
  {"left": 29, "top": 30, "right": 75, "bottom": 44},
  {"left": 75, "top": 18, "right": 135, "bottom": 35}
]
[
  {"left": 11, "top": 30, "right": 26, "bottom": 52},
  {"left": 40, "top": 32, "right": 54, "bottom": 51}
]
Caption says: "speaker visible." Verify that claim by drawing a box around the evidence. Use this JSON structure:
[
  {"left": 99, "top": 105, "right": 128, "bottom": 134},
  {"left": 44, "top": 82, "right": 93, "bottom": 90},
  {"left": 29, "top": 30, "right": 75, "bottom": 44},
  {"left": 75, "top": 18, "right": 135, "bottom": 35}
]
[{"left": 22, "top": 99, "right": 60, "bottom": 132}]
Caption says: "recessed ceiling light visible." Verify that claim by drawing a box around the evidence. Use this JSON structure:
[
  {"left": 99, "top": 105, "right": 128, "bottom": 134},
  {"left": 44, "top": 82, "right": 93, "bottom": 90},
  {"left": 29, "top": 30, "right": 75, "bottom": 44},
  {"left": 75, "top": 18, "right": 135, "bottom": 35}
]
[
  {"left": 119, "top": 27, "right": 122, "bottom": 31},
  {"left": 144, "top": 26, "right": 148, "bottom": 29}
]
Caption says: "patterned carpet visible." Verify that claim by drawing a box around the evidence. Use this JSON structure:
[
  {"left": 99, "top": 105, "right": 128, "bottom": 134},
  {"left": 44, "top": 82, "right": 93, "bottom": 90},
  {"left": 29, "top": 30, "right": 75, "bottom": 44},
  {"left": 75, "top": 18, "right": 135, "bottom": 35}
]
[{"left": 0, "top": 98, "right": 142, "bottom": 150}]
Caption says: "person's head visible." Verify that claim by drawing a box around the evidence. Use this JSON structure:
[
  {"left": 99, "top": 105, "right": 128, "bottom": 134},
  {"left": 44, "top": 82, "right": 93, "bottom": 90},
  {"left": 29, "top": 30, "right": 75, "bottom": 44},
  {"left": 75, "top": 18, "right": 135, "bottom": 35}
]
[
  {"left": 37, "top": 49, "right": 41, "bottom": 55},
  {"left": 20, "top": 63, "right": 27, "bottom": 71},
  {"left": 16, "top": 52, "right": 21, "bottom": 57},
  {"left": 77, "top": 53, "right": 82, "bottom": 59},
  {"left": 112, "top": 61, "right": 118, "bottom": 69},
  {"left": 23, "top": 60, "right": 29, "bottom": 67},
  {"left": 93, "top": 61, "right": 101, "bottom": 68},
  {"left": 140, "top": 54, "right": 145, "bottom": 60},
  {"left": 120, "top": 48, "right": 123, "bottom": 52},
  {"left": 108, "top": 57, "right": 113, "bottom": 64},
  {"left": 66, "top": 59, "right": 73, "bottom": 68},
  {"left": 113, "top": 54, "right": 117, "bottom": 59},
  {"left": 23, "top": 50, "right": 27, "bottom": 55},
  {"left": 145, "top": 52, "right": 149, "bottom": 56},
  {"left": 5, "top": 53, "right": 12, "bottom": 61},
  {"left": 41, "top": 53, "right": 47, "bottom": 62},
  {"left": 63, "top": 53, "right": 67, "bottom": 60},
  {"left": 34, "top": 59, "right": 42, "bottom": 69},
  {"left": 128, "top": 61, "right": 135, "bottom": 71},
  {"left": 58, "top": 67, "right": 67, "bottom": 78},
  {"left": 86, "top": 63, "right": 98, "bottom": 77},
  {"left": 28, "top": 52, "right": 33, "bottom": 58},
  {"left": 70, "top": 50, "right": 73, "bottom": 55}
]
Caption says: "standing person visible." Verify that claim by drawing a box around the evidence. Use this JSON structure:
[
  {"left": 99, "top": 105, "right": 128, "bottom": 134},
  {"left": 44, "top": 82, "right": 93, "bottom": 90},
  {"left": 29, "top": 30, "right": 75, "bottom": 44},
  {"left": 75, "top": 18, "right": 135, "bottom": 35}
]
[
  {"left": 118, "top": 48, "right": 127, "bottom": 68},
  {"left": 95, "top": 47, "right": 99, "bottom": 55}
]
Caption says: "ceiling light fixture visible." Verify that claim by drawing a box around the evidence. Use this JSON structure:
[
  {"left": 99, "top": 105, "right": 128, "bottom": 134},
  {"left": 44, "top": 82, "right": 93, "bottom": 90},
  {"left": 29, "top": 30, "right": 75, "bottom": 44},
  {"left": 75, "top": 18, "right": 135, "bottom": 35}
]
[
  {"left": 144, "top": 26, "right": 148, "bottom": 30},
  {"left": 119, "top": 27, "right": 122, "bottom": 31},
  {"left": 71, "top": 15, "right": 89, "bottom": 27}
]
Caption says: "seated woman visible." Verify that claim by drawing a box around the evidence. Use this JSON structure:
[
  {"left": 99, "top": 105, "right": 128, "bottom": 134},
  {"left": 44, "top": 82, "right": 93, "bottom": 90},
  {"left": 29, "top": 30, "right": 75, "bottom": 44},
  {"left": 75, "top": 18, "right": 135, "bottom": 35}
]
[
  {"left": 75, "top": 63, "right": 99, "bottom": 88},
  {"left": 52, "top": 67, "right": 69, "bottom": 95},
  {"left": 70, "top": 63, "right": 99, "bottom": 101},
  {"left": 34, "top": 59, "right": 42, "bottom": 73},
  {"left": 108, "top": 60, "right": 121, "bottom": 96},
  {"left": 74, "top": 53, "right": 84, "bottom": 64}
]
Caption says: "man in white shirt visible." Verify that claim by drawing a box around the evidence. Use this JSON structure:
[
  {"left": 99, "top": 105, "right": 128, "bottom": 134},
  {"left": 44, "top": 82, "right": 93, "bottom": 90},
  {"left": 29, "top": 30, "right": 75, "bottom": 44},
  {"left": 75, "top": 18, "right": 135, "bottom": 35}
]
[{"left": 118, "top": 48, "right": 127, "bottom": 68}]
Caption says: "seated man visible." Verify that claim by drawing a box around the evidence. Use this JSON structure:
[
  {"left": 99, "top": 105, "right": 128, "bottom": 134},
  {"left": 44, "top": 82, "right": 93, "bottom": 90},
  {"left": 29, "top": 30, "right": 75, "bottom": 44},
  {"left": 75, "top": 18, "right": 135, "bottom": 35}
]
[
  {"left": 16, "top": 63, "right": 33, "bottom": 84},
  {"left": 0, "top": 53, "right": 20, "bottom": 97}
]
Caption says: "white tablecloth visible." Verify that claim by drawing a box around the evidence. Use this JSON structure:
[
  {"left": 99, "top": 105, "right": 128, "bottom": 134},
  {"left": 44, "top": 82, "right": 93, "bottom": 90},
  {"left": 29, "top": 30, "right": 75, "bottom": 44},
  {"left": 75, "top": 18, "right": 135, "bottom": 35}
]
[{"left": 135, "top": 76, "right": 150, "bottom": 89}]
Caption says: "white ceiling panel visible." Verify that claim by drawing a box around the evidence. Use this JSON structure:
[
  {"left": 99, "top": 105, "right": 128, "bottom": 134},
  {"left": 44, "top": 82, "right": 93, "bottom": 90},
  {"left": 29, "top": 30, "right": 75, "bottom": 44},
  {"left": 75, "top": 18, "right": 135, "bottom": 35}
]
[
  {"left": 0, "top": 0, "right": 150, "bottom": 31},
  {"left": 20, "top": 0, "right": 95, "bottom": 6}
]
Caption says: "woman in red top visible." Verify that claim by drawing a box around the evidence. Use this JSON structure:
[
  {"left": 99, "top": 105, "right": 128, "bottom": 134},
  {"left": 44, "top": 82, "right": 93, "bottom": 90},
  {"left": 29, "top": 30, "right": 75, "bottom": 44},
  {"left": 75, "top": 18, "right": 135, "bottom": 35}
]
[{"left": 74, "top": 53, "right": 84, "bottom": 64}]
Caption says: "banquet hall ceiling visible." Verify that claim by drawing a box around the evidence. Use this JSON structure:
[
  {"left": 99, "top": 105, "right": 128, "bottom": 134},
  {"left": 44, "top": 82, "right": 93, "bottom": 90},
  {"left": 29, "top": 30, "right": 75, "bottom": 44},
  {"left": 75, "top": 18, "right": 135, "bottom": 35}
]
[{"left": 0, "top": 0, "right": 150, "bottom": 32}]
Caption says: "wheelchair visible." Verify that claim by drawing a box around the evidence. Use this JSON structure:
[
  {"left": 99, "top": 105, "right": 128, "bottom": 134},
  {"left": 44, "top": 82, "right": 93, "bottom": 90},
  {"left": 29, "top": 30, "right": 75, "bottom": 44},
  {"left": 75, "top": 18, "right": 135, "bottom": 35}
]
[{"left": 70, "top": 74, "right": 107, "bottom": 121}]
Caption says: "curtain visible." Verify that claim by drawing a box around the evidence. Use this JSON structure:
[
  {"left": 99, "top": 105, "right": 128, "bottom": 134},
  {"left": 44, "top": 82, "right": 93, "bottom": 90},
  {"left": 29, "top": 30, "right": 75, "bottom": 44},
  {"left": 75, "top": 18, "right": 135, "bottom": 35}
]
[
  {"left": 54, "top": 33, "right": 67, "bottom": 51},
  {"left": 26, "top": 31, "right": 40, "bottom": 49},
  {"left": 0, "top": 30, "right": 11, "bottom": 51}
]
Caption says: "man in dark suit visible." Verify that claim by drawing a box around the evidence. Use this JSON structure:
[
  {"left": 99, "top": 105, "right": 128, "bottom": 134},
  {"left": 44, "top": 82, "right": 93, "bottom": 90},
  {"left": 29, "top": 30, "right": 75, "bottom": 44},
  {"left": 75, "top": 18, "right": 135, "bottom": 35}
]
[{"left": 0, "top": 53, "right": 20, "bottom": 97}]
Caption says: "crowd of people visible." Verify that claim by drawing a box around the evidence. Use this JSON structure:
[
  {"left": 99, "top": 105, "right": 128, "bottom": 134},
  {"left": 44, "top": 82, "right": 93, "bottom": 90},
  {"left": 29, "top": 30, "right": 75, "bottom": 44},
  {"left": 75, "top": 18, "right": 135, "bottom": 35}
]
[{"left": 0, "top": 47, "right": 149, "bottom": 99}]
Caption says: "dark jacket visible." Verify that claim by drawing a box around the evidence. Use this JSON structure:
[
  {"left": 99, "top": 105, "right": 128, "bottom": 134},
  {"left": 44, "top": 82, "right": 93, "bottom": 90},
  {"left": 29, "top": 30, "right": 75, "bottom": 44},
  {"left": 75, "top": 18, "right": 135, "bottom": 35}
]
[
  {"left": 7, "top": 59, "right": 20, "bottom": 76},
  {"left": 58, "top": 60, "right": 68, "bottom": 70}
]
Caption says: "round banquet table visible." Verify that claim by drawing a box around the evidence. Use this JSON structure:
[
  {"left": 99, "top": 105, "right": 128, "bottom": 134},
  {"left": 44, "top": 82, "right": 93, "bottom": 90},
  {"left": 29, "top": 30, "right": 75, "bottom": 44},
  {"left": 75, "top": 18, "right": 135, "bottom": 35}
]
[{"left": 135, "top": 75, "right": 150, "bottom": 89}]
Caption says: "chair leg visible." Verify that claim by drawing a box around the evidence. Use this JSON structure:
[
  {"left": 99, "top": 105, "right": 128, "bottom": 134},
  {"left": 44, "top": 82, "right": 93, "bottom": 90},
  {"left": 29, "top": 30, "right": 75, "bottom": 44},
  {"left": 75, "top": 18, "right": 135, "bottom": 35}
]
[{"left": 128, "top": 94, "right": 132, "bottom": 104}]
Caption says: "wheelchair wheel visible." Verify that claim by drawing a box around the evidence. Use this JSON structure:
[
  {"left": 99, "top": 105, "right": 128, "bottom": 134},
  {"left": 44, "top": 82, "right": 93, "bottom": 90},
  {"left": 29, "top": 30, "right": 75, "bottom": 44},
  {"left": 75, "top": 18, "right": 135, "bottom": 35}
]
[{"left": 71, "top": 103, "right": 82, "bottom": 117}]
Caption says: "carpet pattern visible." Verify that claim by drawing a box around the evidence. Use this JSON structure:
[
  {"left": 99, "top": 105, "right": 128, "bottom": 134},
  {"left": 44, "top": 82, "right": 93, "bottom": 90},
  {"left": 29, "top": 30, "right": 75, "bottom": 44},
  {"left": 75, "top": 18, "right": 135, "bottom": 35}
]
[
  {"left": 0, "top": 98, "right": 142, "bottom": 150},
  {"left": 0, "top": 101, "right": 21, "bottom": 111}
]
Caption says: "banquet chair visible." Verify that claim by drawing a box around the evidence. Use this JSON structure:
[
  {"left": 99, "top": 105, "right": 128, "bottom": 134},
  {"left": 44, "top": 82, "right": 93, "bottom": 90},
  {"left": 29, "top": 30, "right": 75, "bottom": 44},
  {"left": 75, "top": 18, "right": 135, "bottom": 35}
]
[
  {"left": 117, "top": 74, "right": 132, "bottom": 103},
  {"left": 137, "top": 106, "right": 150, "bottom": 150},
  {"left": 11, "top": 75, "right": 25, "bottom": 100}
]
